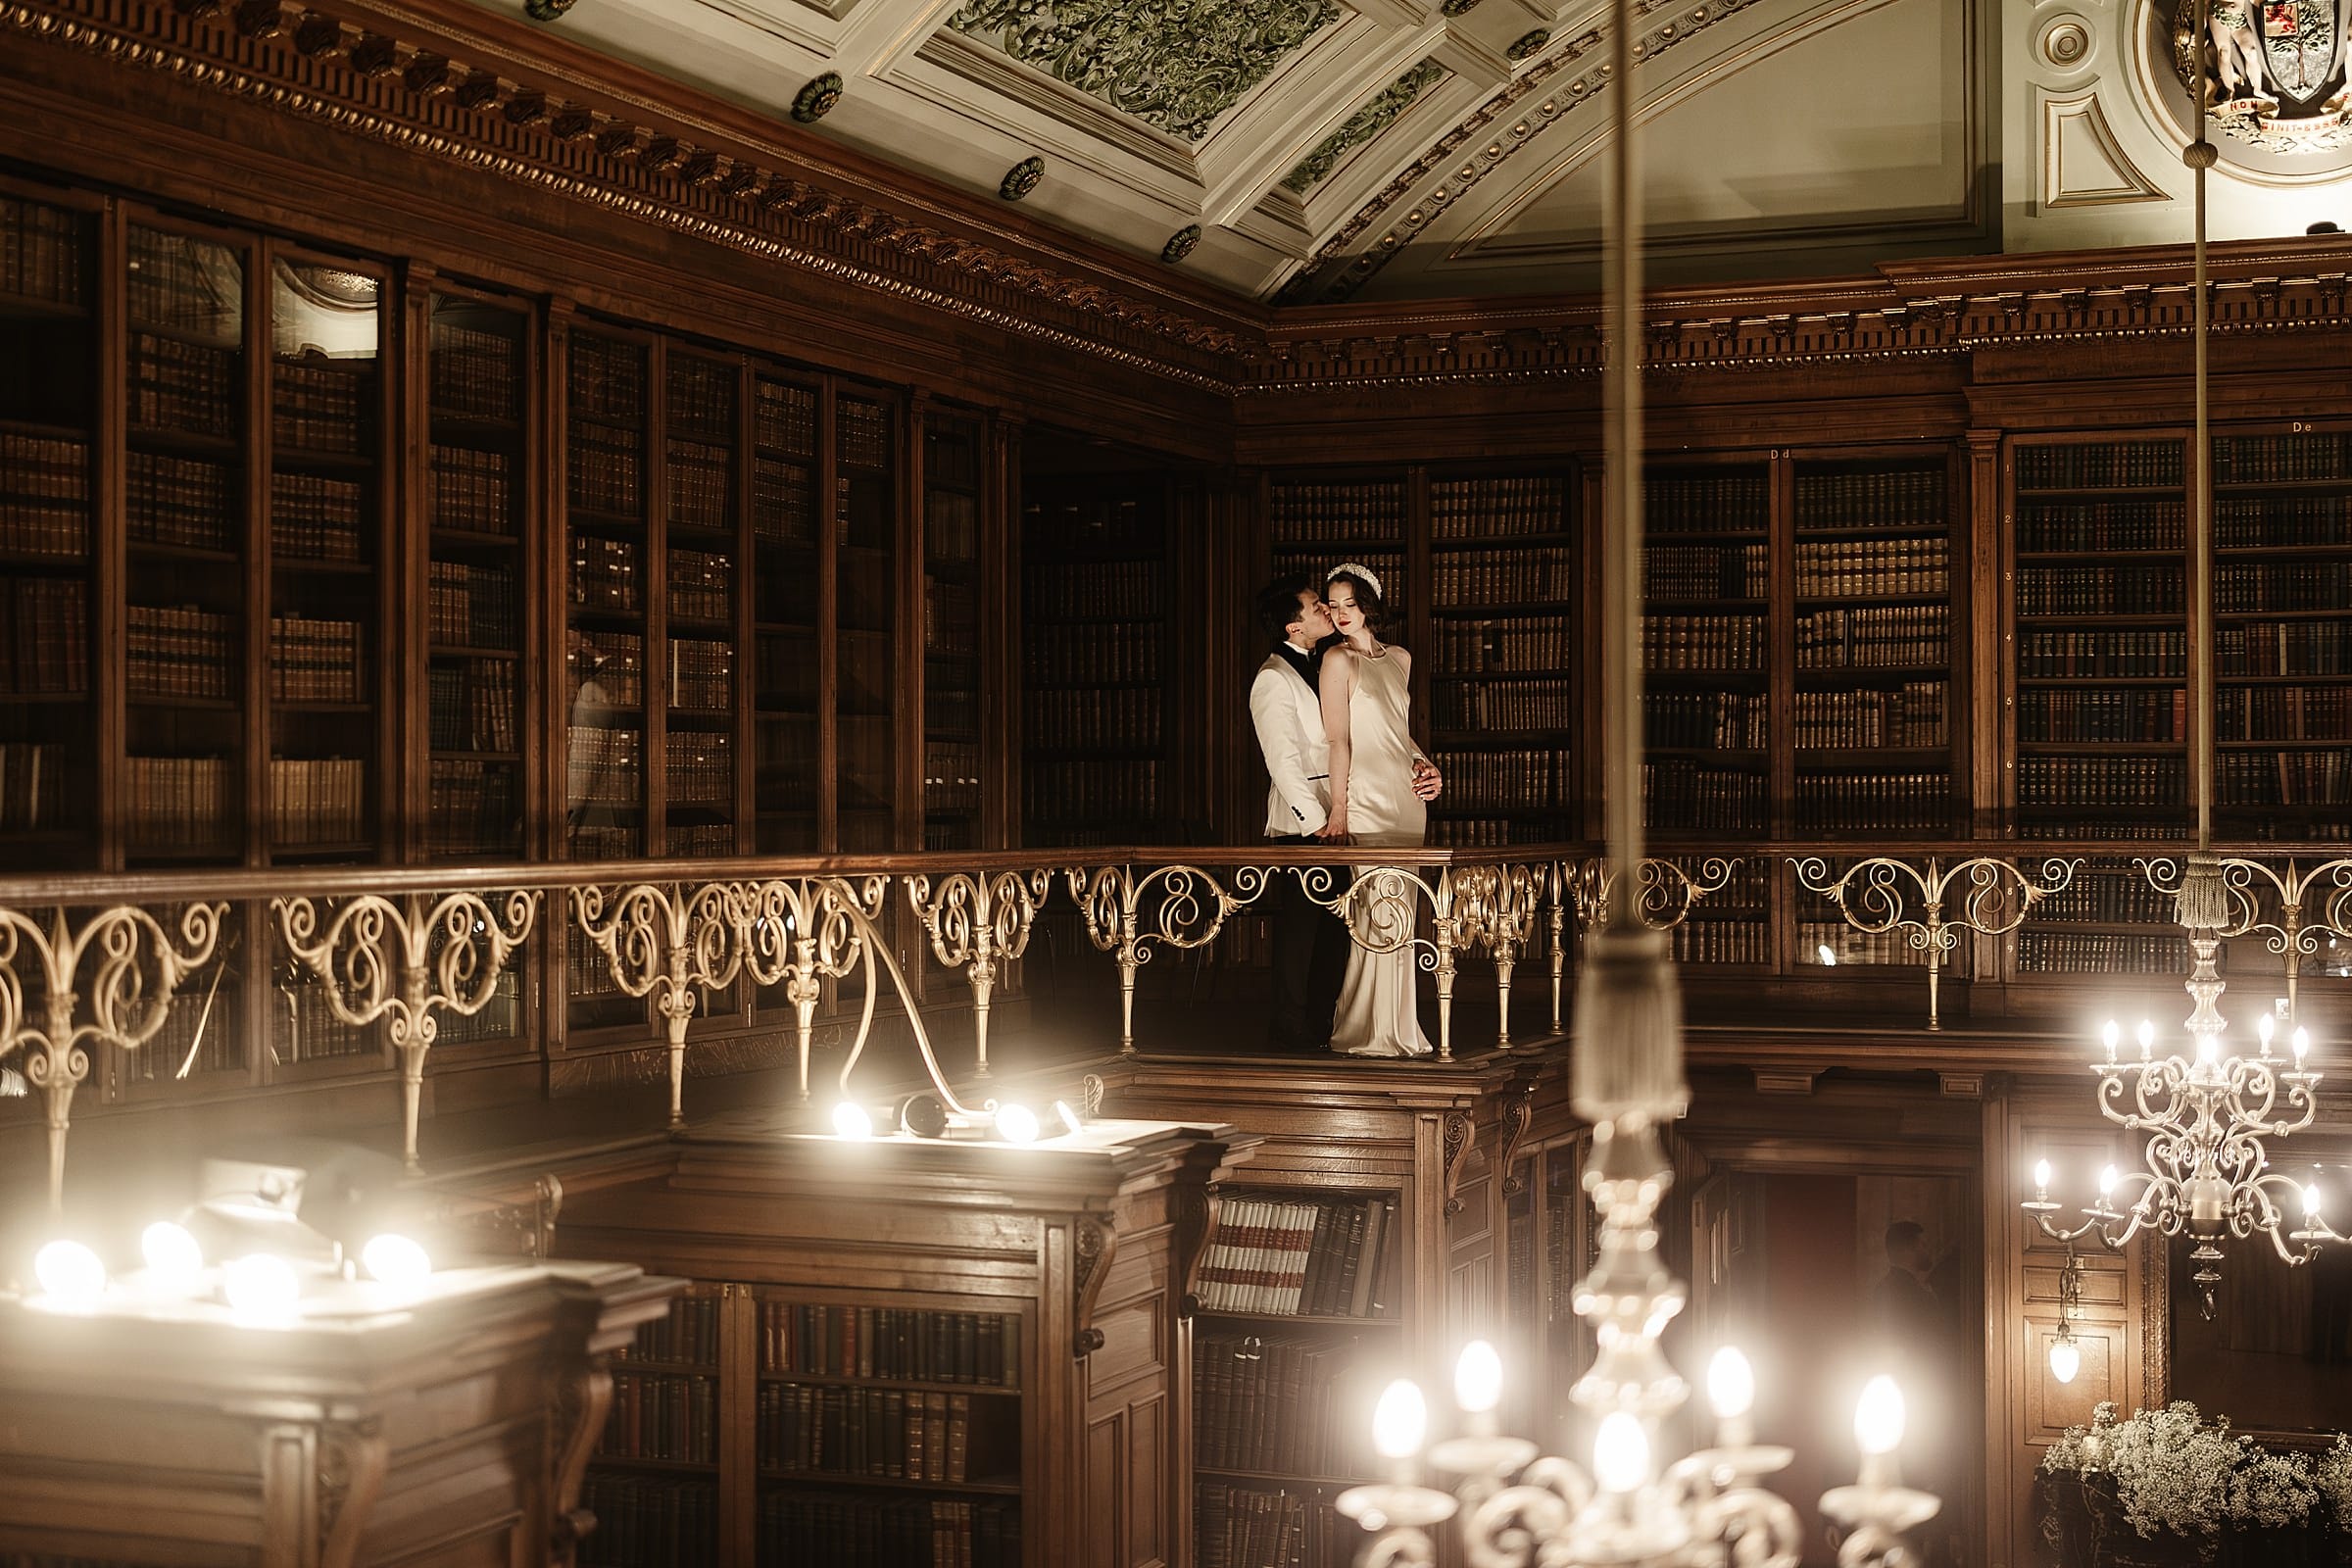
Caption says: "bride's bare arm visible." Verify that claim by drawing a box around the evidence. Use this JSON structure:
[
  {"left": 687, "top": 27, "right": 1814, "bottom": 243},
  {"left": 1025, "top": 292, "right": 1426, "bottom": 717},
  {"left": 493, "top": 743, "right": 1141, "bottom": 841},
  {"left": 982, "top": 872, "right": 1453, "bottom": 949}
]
[{"left": 1318, "top": 649, "right": 1356, "bottom": 840}]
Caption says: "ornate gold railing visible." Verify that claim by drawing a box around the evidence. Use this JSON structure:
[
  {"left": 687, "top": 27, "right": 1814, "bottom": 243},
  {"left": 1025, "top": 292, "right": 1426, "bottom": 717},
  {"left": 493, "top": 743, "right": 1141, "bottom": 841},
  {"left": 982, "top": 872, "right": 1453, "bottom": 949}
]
[{"left": 5, "top": 842, "right": 2352, "bottom": 1201}]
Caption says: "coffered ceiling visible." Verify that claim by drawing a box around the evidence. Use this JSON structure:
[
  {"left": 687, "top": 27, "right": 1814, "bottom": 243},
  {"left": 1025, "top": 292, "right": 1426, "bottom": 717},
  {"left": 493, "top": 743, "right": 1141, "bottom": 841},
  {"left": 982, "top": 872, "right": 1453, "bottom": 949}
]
[{"left": 478, "top": 0, "right": 2352, "bottom": 302}]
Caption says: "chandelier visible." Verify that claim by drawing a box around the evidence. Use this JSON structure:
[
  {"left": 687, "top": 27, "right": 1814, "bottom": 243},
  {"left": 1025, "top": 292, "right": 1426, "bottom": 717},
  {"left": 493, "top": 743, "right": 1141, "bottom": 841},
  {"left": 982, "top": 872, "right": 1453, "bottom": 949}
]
[
  {"left": 2026, "top": 1007, "right": 2340, "bottom": 1319},
  {"left": 1339, "top": 3, "right": 1937, "bottom": 1564},
  {"left": 2025, "top": 0, "right": 2344, "bottom": 1325}
]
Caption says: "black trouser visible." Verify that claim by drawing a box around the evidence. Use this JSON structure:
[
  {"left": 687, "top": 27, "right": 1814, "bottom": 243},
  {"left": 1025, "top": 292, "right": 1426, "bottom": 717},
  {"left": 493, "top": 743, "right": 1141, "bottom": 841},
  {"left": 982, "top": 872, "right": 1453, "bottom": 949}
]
[{"left": 1265, "top": 834, "right": 1350, "bottom": 1050}]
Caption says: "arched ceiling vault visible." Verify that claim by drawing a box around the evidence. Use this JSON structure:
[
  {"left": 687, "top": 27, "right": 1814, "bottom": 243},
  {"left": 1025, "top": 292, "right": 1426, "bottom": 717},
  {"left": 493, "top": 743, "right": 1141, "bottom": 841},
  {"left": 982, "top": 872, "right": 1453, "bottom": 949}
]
[{"left": 478, "top": 0, "right": 2352, "bottom": 303}]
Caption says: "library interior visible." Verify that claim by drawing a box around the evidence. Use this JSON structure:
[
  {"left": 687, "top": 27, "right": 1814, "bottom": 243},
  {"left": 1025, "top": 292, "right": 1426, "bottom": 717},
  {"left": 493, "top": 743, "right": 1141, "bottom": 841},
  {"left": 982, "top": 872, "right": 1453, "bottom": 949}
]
[{"left": 11, "top": 1, "right": 2352, "bottom": 1565}]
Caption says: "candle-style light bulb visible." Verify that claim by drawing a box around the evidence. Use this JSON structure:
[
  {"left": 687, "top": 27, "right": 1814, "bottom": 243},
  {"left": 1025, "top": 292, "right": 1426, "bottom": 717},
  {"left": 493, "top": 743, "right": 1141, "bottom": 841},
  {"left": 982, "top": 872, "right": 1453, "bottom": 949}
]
[
  {"left": 2198, "top": 1034, "right": 2220, "bottom": 1071},
  {"left": 2137, "top": 1019, "right": 2156, "bottom": 1059},
  {"left": 2259, "top": 1014, "right": 2277, "bottom": 1054},
  {"left": 2293, "top": 1027, "right": 2311, "bottom": 1067},
  {"left": 2306, "top": 1183, "right": 2325, "bottom": 1219},
  {"left": 2099, "top": 1164, "right": 2118, "bottom": 1203},
  {"left": 1706, "top": 1346, "right": 1756, "bottom": 1447},
  {"left": 1453, "top": 1341, "right": 1502, "bottom": 1416},
  {"left": 1853, "top": 1376, "right": 1906, "bottom": 1487},
  {"left": 2102, "top": 1020, "right": 2120, "bottom": 1061},
  {"left": 1371, "top": 1380, "right": 1426, "bottom": 1463},
  {"left": 2034, "top": 1158, "right": 2053, "bottom": 1196},
  {"left": 1593, "top": 1411, "right": 1651, "bottom": 1494}
]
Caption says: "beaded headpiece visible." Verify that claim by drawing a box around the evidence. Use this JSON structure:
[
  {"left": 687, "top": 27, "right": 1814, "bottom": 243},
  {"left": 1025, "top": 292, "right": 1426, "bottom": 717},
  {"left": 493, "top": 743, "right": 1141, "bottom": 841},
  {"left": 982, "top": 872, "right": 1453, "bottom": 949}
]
[{"left": 1325, "top": 562, "right": 1384, "bottom": 601}]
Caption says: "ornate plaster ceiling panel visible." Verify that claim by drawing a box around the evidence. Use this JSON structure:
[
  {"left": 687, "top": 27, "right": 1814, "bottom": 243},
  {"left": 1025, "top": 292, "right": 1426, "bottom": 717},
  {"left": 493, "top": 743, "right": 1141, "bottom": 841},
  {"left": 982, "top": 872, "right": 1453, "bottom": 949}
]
[
  {"left": 944, "top": 0, "right": 1345, "bottom": 142},
  {"left": 1282, "top": 0, "right": 1996, "bottom": 299}
]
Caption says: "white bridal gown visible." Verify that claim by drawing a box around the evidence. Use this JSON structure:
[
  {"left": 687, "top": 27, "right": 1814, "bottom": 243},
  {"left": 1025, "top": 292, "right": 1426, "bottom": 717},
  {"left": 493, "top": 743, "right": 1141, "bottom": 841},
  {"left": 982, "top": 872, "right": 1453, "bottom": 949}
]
[{"left": 1329, "top": 647, "right": 1433, "bottom": 1058}]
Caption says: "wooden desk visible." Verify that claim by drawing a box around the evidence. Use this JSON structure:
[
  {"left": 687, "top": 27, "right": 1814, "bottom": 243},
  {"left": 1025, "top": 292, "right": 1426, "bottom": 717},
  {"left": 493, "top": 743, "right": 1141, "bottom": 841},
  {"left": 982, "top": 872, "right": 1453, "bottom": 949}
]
[{"left": 0, "top": 1261, "right": 678, "bottom": 1568}]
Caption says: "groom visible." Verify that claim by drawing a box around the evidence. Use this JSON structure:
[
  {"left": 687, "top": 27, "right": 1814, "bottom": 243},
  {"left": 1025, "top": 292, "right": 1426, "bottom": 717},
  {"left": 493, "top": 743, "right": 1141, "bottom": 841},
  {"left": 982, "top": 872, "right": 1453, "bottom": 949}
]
[{"left": 1249, "top": 573, "right": 1350, "bottom": 1052}]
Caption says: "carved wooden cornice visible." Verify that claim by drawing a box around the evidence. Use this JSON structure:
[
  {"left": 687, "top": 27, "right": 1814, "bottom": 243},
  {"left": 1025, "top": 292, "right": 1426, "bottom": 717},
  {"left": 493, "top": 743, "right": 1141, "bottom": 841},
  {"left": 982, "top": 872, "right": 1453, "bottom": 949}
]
[
  {"left": 1246, "top": 243, "right": 2352, "bottom": 395},
  {"left": 0, "top": 0, "right": 1257, "bottom": 390}
]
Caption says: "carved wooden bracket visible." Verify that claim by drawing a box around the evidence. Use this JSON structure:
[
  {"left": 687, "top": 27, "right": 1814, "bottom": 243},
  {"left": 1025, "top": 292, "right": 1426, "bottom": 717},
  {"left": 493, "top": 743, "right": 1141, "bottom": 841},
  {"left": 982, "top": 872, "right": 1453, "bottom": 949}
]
[
  {"left": 1174, "top": 1182, "right": 1221, "bottom": 1319},
  {"left": 1441, "top": 1109, "right": 1476, "bottom": 1218},
  {"left": 1071, "top": 1218, "right": 1116, "bottom": 1359},
  {"left": 1498, "top": 1081, "right": 1537, "bottom": 1196}
]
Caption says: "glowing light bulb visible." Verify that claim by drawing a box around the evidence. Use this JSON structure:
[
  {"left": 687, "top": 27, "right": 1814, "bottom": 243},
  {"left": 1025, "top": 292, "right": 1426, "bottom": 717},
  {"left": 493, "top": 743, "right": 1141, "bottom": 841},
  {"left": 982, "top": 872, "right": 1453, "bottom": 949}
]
[
  {"left": 994, "top": 1103, "right": 1040, "bottom": 1145},
  {"left": 1854, "top": 1376, "right": 1906, "bottom": 1457},
  {"left": 2099, "top": 1164, "right": 2119, "bottom": 1202},
  {"left": 1053, "top": 1101, "right": 1082, "bottom": 1136},
  {"left": 2293, "top": 1027, "right": 2311, "bottom": 1066},
  {"left": 1454, "top": 1341, "right": 1502, "bottom": 1415},
  {"left": 2259, "top": 1014, "right": 2277, "bottom": 1054},
  {"left": 2306, "top": 1184, "right": 2325, "bottom": 1219},
  {"left": 2034, "top": 1158, "right": 2052, "bottom": 1194},
  {"left": 1707, "top": 1347, "right": 1755, "bottom": 1422},
  {"left": 1593, "top": 1412, "right": 1651, "bottom": 1493},
  {"left": 33, "top": 1240, "right": 106, "bottom": 1307},
  {"left": 221, "top": 1254, "right": 300, "bottom": 1320},
  {"left": 2048, "top": 1338, "right": 2081, "bottom": 1385},
  {"left": 2137, "top": 1019, "right": 2156, "bottom": 1058},
  {"left": 1817, "top": 944, "right": 1838, "bottom": 967},
  {"left": 361, "top": 1233, "right": 433, "bottom": 1290},
  {"left": 2102, "top": 1020, "right": 2120, "bottom": 1061},
  {"left": 1371, "top": 1379, "right": 1426, "bottom": 1461},
  {"left": 832, "top": 1102, "right": 873, "bottom": 1140},
  {"left": 140, "top": 1221, "right": 204, "bottom": 1292},
  {"left": 2198, "top": 1034, "right": 2220, "bottom": 1070}
]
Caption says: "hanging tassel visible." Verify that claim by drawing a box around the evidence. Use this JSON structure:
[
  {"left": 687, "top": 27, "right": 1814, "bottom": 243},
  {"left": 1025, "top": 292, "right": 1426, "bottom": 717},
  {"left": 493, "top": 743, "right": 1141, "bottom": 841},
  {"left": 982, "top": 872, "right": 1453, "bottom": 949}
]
[
  {"left": 2175, "top": 851, "right": 2229, "bottom": 933},
  {"left": 1571, "top": 923, "right": 1688, "bottom": 1123}
]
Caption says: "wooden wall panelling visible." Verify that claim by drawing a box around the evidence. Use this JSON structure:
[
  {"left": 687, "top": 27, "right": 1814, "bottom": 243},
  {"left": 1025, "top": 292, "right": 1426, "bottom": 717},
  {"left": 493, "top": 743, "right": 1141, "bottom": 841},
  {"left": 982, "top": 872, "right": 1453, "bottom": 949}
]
[{"left": 1988, "top": 1084, "right": 2150, "bottom": 1568}]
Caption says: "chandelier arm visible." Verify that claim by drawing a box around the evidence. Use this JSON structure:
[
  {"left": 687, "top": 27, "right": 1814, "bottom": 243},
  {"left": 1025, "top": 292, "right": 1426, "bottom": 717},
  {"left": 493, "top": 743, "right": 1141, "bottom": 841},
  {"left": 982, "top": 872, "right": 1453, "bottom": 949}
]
[{"left": 1457, "top": 1473, "right": 1583, "bottom": 1568}]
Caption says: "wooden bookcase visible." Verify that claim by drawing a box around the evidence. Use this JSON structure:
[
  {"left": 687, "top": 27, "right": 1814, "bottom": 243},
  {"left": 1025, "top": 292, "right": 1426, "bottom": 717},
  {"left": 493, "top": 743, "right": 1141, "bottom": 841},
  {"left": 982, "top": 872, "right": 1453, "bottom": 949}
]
[
  {"left": 1019, "top": 475, "right": 1171, "bottom": 847},
  {"left": 556, "top": 1113, "right": 1254, "bottom": 1568},
  {"left": 834, "top": 390, "right": 899, "bottom": 856},
  {"left": 2005, "top": 432, "right": 2189, "bottom": 848},
  {"left": 751, "top": 368, "right": 822, "bottom": 855},
  {"left": 422, "top": 284, "right": 531, "bottom": 863},
  {"left": 0, "top": 186, "right": 99, "bottom": 871},
  {"left": 1641, "top": 458, "right": 1772, "bottom": 842},
  {"left": 1092, "top": 1051, "right": 1551, "bottom": 1568},
  {"left": 923, "top": 410, "right": 985, "bottom": 852}
]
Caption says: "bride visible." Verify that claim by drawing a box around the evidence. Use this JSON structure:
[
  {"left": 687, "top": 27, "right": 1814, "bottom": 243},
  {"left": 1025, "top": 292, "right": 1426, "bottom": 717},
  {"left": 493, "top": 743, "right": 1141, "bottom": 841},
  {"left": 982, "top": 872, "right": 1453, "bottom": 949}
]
[{"left": 1317, "top": 564, "right": 1444, "bottom": 1057}]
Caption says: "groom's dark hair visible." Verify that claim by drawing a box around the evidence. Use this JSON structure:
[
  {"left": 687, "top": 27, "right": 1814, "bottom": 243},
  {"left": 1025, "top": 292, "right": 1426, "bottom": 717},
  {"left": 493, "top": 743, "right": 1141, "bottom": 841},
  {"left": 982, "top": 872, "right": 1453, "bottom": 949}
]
[{"left": 1256, "top": 572, "right": 1317, "bottom": 642}]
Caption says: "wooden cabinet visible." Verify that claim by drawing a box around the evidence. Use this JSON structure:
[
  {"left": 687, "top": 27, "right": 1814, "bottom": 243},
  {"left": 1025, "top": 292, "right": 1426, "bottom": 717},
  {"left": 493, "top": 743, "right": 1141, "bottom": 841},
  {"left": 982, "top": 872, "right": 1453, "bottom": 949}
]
[
  {"left": 553, "top": 1113, "right": 1256, "bottom": 1568},
  {"left": 0, "top": 1260, "right": 678, "bottom": 1567},
  {"left": 1092, "top": 1051, "right": 1554, "bottom": 1568}
]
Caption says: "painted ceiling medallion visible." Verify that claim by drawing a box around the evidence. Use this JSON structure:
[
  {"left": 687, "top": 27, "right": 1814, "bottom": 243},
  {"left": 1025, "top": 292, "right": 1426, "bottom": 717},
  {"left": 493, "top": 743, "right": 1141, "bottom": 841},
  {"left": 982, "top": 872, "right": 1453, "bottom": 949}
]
[
  {"left": 1160, "top": 224, "right": 1202, "bottom": 263},
  {"left": 947, "top": 0, "right": 1343, "bottom": 142},
  {"left": 999, "top": 155, "right": 1045, "bottom": 200},
  {"left": 522, "top": 0, "right": 577, "bottom": 21},
  {"left": 791, "top": 72, "right": 841, "bottom": 123},
  {"left": 1506, "top": 28, "right": 1550, "bottom": 62},
  {"left": 2172, "top": 0, "right": 2352, "bottom": 152}
]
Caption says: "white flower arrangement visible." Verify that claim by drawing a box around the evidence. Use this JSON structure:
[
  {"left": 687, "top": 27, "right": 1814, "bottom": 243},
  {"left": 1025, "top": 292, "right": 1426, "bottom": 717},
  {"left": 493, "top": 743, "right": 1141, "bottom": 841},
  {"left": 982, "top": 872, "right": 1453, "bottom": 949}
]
[{"left": 2042, "top": 1400, "right": 2341, "bottom": 1544}]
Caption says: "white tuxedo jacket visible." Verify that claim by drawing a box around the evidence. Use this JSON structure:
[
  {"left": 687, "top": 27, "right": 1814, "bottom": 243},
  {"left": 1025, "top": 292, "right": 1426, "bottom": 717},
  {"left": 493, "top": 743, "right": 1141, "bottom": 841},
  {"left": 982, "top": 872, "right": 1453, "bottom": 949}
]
[{"left": 1250, "top": 649, "right": 1331, "bottom": 836}]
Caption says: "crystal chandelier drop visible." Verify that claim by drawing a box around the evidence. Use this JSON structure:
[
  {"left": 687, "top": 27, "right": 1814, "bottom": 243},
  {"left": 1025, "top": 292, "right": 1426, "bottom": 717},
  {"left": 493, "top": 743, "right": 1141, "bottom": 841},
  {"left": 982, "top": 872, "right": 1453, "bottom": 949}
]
[
  {"left": 1335, "top": 3, "right": 1937, "bottom": 1563},
  {"left": 2024, "top": 0, "right": 2344, "bottom": 1319}
]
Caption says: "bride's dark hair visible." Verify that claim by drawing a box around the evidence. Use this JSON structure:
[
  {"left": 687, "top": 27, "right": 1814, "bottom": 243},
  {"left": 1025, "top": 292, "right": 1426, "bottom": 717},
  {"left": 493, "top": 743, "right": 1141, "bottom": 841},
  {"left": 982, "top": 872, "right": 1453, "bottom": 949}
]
[{"left": 1322, "top": 568, "right": 1387, "bottom": 633}]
